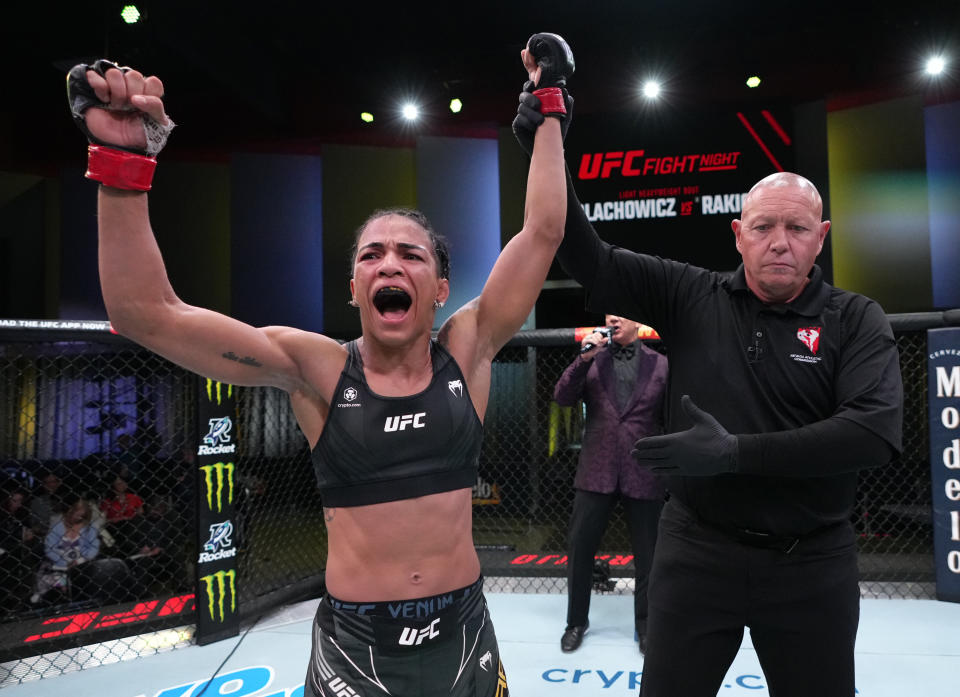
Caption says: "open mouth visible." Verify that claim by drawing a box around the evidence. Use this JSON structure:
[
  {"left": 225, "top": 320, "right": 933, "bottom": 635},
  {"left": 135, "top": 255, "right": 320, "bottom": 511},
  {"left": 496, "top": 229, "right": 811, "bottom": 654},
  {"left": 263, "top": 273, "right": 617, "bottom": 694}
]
[{"left": 372, "top": 286, "right": 413, "bottom": 317}]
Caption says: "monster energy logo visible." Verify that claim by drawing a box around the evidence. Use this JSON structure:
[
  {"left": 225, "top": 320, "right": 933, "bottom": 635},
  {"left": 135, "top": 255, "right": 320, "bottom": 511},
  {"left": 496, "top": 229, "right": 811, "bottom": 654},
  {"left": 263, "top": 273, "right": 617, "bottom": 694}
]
[
  {"left": 200, "top": 461, "right": 235, "bottom": 512},
  {"left": 200, "top": 569, "right": 237, "bottom": 623},
  {"left": 206, "top": 379, "right": 234, "bottom": 405}
]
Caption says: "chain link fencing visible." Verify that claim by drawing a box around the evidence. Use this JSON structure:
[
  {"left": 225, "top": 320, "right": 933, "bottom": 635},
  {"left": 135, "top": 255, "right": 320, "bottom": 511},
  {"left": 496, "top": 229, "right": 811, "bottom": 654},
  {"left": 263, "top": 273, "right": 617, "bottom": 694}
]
[
  {"left": 476, "top": 320, "right": 940, "bottom": 600},
  {"left": 0, "top": 312, "right": 951, "bottom": 684}
]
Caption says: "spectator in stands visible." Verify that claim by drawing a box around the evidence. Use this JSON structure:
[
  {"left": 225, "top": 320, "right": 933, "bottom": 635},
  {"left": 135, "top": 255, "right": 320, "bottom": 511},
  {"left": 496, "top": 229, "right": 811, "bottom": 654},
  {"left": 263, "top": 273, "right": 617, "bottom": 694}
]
[
  {"left": 29, "top": 469, "right": 66, "bottom": 539},
  {"left": 33, "top": 497, "right": 100, "bottom": 604},
  {"left": 114, "top": 430, "right": 161, "bottom": 494},
  {"left": 113, "top": 433, "right": 140, "bottom": 481},
  {"left": 1, "top": 484, "right": 36, "bottom": 612},
  {"left": 126, "top": 495, "right": 186, "bottom": 594},
  {"left": 100, "top": 473, "right": 144, "bottom": 555}
]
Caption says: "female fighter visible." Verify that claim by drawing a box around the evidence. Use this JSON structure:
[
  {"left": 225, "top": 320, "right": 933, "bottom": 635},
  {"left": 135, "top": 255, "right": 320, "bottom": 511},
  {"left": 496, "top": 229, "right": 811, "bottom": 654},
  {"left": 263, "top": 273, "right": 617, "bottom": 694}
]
[{"left": 67, "top": 34, "right": 573, "bottom": 696}]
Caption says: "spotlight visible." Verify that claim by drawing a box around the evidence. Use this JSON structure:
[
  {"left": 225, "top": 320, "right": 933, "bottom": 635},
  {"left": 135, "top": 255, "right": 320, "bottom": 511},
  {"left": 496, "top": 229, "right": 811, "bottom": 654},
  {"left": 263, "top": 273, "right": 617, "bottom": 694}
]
[
  {"left": 449, "top": 98, "right": 463, "bottom": 114},
  {"left": 360, "top": 112, "right": 374, "bottom": 123},
  {"left": 402, "top": 103, "right": 419, "bottom": 120},
  {"left": 746, "top": 76, "right": 761, "bottom": 88},
  {"left": 925, "top": 55, "right": 947, "bottom": 76},
  {"left": 642, "top": 81, "right": 661, "bottom": 99},
  {"left": 120, "top": 5, "right": 142, "bottom": 24}
]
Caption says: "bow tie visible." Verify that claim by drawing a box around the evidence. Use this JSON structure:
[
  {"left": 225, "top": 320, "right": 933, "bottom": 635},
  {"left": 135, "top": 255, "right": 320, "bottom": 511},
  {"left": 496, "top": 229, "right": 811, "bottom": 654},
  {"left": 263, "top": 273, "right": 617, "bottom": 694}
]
[{"left": 611, "top": 342, "right": 636, "bottom": 360}]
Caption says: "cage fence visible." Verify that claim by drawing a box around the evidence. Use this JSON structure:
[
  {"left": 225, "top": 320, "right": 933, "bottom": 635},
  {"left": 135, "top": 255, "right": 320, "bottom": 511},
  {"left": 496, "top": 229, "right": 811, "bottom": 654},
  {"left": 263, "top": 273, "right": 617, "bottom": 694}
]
[{"left": 0, "top": 312, "right": 950, "bottom": 684}]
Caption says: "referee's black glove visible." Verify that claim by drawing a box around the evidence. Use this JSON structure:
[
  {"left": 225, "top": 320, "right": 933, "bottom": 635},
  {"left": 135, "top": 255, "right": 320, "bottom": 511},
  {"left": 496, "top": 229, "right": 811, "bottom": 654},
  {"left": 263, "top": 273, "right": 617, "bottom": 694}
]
[{"left": 630, "top": 395, "right": 738, "bottom": 476}]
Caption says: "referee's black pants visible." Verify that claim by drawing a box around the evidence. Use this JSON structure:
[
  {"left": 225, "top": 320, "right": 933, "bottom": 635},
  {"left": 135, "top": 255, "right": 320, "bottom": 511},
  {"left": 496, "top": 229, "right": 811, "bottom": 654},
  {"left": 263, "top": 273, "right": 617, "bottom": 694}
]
[
  {"left": 566, "top": 488, "right": 663, "bottom": 634},
  {"left": 640, "top": 497, "right": 860, "bottom": 697}
]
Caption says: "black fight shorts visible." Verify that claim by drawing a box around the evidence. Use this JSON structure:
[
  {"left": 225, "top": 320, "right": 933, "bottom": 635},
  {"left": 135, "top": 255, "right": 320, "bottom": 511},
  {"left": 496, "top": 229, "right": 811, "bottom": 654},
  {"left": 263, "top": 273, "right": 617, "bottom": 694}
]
[{"left": 303, "top": 577, "right": 508, "bottom": 697}]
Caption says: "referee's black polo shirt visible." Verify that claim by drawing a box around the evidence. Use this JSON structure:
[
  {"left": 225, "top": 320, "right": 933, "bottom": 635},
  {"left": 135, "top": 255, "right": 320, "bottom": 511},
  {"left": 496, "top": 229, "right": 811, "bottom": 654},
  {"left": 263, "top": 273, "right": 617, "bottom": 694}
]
[{"left": 569, "top": 247, "right": 903, "bottom": 538}]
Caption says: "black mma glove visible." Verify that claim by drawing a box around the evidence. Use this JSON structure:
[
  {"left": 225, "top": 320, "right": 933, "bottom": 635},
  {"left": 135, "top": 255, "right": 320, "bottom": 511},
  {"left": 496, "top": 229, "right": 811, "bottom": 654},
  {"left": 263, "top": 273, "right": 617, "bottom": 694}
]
[
  {"left": 528, "top": 32, "right": 575, "bottom": 88},
  {"left": 66, "top": 59, "right": 175, "bottom": 191},
  {"left": 630, "top": 395, "right": 738, "bottom": 476},
  {"left": 67, "top": 59, "right": 174, "bottom": 157}
]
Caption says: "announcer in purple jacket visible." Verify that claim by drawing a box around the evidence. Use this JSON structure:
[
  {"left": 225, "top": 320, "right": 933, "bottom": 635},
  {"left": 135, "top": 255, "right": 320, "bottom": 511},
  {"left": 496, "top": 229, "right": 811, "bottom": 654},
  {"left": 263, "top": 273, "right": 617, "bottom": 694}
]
[{"left": 554, "top": 314, "right": 668, "bottom": 655}]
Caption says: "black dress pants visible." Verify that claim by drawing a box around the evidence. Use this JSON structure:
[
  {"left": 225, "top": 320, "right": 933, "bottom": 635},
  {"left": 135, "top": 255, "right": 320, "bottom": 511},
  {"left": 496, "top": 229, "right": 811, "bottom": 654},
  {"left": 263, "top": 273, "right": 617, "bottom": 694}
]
[
  {"left": 566, "top": 488, "right": 663, "bottom": 633},
  {"left": 640, "top": 498, "right": 861, "bottom": 697}
]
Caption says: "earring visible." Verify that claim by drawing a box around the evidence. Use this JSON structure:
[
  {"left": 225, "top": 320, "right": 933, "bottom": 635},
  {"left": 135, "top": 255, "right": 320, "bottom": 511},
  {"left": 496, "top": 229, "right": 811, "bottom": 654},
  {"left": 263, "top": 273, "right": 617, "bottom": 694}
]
[
  {"left": 434, "top": 300, "right": 444, "bottom": 310},
  {"left": 348, "top": 299, "right": 359, "bottom": 308}
]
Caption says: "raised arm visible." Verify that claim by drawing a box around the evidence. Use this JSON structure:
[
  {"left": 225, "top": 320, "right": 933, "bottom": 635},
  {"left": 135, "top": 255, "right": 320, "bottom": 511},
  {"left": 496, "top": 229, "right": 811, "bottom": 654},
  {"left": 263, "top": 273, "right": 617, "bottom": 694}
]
[
  {"left": 68, "top": 61, "right": 340, "bottom": 396},
  {"left": 469, "top": 36, "right": 571, "bottom": 358}
]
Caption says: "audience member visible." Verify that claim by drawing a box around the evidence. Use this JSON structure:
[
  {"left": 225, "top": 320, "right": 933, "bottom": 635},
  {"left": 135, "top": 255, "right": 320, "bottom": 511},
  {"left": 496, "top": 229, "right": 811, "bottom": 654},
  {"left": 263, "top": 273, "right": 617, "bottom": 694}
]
[
  {"left": 33, "top": 497, "right": 101, "bottom": 604},
  {"left": 1, "top": 484, "right": 36, "bottom": 612},
  {"left": 100, "top": 473, "right": 145, "bottom": 555},
  {"left": 126, "top": 495, "right": 187, "bottom": 593},
  {"left": 29, "top": 469, "right": 67, "bottom": 539}
]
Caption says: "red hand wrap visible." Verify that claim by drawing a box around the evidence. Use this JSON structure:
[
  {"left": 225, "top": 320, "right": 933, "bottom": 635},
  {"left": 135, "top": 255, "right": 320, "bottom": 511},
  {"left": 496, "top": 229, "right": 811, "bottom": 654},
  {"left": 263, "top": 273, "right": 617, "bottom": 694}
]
[
  {"left": 532, "top": 87, "right": 567, "bottom": 116},
  {"left": 85, "top": 145, "right": 157, "bottom": 191}
]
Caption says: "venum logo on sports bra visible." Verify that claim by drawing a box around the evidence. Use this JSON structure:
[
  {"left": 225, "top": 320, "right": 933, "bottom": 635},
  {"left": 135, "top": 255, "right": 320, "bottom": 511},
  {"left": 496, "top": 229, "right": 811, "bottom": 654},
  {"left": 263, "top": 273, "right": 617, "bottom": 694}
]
[
  {"left": 384, "top": 412, "right": 426, "bottom": 432},
  {"left": 336, "top": 385, "right": 362, "bottom": 408}
]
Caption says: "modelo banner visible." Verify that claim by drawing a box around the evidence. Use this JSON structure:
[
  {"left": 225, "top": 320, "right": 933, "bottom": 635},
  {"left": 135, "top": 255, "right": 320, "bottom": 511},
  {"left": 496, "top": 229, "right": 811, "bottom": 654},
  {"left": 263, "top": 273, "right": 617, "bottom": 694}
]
[
  {"left": 559, "top": 105, "right": 796, "bottom": 277},
  {"left": 195, "top": 378, "right": 240, "bottom": 644},
  {"left": 929, "top": 328, "right": 960, "bottom": 603}
]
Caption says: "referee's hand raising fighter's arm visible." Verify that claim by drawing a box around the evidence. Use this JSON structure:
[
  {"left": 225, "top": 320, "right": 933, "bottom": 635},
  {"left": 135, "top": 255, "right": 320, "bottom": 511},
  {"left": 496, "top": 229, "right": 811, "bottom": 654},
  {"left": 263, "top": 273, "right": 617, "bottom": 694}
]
[{"left": 66, "top": 61, "right": 339, "bottom": 409}]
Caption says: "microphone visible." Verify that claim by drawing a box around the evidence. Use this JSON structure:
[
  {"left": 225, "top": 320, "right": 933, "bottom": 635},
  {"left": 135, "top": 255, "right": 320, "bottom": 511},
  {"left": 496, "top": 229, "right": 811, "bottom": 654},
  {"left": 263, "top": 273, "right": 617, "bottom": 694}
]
[{"left": 580, "top": 327, "right": 614, "bottom": 355}]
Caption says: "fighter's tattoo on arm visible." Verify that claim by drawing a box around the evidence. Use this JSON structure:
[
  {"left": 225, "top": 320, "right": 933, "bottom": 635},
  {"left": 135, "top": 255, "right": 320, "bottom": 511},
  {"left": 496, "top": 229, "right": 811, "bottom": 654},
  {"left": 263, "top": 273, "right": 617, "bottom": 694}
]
[
  {"left": 222, "top": 351, "right": 263, "bottom": 367},
  {"left": 324, "top": 508, "right": 335, "bottom": 522}
]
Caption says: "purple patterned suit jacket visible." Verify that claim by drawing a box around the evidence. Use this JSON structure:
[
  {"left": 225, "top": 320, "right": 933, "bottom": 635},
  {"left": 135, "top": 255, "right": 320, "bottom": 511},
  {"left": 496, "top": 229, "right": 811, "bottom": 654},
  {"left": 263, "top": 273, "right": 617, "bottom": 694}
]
[{"left": 554, "top": 342, "right": 668, "bottom": 500}]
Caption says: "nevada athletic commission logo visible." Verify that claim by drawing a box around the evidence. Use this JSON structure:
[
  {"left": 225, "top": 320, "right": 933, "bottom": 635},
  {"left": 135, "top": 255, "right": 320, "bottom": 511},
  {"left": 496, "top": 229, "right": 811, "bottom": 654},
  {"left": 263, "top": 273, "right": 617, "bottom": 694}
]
[
  {"left": 797, "top": 327, "right": 821, "bottom": 354},
  {"left": 200, "top": 569, "right": 236, "bottom": 623},
  {"left": 791, "top": 327, "right": 823, "bottom": 365},
  {"left": 200, "top": 461, "right": 235, "bottom": 512},
  {"left": 205, "top": 379, "right": 233, "bottom": 405},
  {"left": 198, "top": 520, "right": 236, "bottom": 563},
  {"left": 198, "top": 416, "right": 235, "bottom": 456}
]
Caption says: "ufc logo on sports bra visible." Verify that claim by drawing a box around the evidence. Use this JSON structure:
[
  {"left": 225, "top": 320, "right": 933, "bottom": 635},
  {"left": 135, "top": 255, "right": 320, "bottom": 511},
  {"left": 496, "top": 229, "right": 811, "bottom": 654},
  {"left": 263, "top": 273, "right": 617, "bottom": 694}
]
[
  {"left": 383, "top": 412, "right": 426, "bottom": 432},
  {"left": 398, "top": 617, "right": 440, "bottom": 645}
]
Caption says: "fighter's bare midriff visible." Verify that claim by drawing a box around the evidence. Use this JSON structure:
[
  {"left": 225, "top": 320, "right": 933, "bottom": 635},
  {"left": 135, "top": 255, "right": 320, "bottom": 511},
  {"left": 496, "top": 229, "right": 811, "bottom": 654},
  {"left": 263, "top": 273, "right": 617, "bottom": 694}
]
[{"left": 322, "top": 487, "right": 480, "bottom": 601}]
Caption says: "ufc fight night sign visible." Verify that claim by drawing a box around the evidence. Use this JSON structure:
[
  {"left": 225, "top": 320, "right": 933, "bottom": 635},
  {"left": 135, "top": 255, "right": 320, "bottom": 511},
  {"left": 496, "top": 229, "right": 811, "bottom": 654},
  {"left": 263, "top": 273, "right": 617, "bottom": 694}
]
[
  {"left": 928, "top": 328, "right": 960, "bottom": 603},
  {"left": 195, "top": 378, "right": 241, "bottom": 643},
  {"left": 561, "top": 106, "right": 796, "bottom": 278}
]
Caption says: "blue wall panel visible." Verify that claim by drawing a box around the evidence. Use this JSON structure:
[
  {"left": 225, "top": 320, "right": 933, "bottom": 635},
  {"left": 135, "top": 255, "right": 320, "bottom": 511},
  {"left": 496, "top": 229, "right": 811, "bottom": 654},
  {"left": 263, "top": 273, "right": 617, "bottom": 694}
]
[
  {"left": 925, "top": 101, "right": 960, "bottom": 309},
  {"left": 415, "top": 137, "right": 501, "bottom": 328},
  {"left": 231, "top": 154, "right": 324, "bottom": 332}
]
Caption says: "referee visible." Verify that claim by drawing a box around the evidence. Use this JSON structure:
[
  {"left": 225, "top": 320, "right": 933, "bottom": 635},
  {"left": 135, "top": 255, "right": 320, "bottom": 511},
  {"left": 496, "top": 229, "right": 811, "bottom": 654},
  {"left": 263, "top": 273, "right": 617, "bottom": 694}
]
[{"left": 513, "top": 83, "right": 902, "bottom": 697}]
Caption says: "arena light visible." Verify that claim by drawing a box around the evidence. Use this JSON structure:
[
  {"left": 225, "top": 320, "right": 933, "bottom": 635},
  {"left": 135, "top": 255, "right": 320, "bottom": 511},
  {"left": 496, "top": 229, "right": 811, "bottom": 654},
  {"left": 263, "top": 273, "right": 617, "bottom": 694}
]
[
  {"left": 925, "top": 55, "right": 947, "bottom": 76},
  {"left": 449, "top": 98, "right": 463, "bottom": 114},
  {"left": 120, "top": 5, "right": 141, "bottom": 24},
  {"left": 402, "top": 103, "right": 419, "bottom": 121},
  {"left": 641, "top": 80, "right": 661, "bottom": 99},
  {"left": 360, "top": 112, "right": 374, "bottom": 123},
  {"left": 746, "top": 75, "right": 761, "bottom": 88}
]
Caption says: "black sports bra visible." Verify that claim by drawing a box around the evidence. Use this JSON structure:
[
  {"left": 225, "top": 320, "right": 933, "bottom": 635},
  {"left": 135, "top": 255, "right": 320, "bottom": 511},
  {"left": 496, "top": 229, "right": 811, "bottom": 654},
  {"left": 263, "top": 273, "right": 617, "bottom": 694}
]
[{"left": 311, "top": 340, "right": 483, "bottom": 507}]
